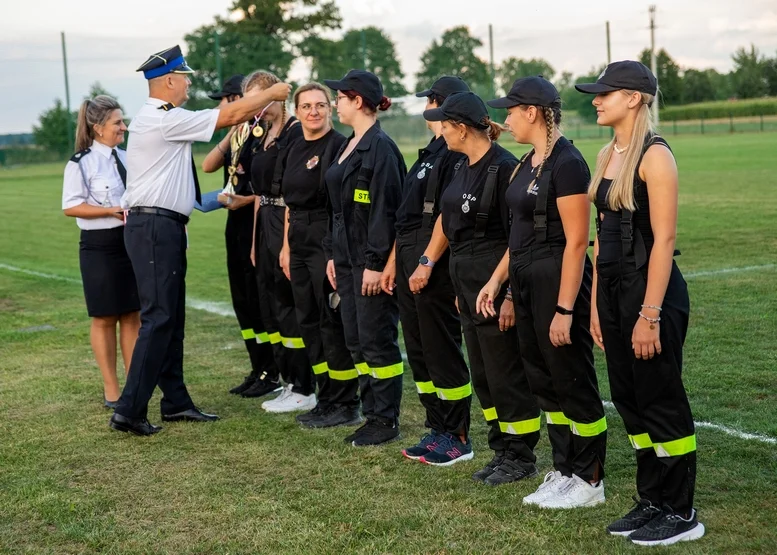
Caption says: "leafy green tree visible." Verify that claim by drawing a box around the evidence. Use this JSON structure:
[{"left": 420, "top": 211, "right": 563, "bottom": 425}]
[
  {"left": 498, "top": 57, "right": 555, "bottom": 94},
  {"left": 731, "top": 45, "right": 768, "bottom": 98},
  {"left": 764, "top": 53, "right": 777, "bottom": 96},
  {"left": 184, "top": 0, "right": 342, "bottom": 102},
  {"left": 681, "top": 69, "right": 716, "bottom": 104},
  {"left": 85, "top": 82, "right": 117, "bottom": 102},
  {"left": 639, "top": 48, "right": 682, "bottom": 106},
  {"left": 560, "top": 66, "right": 605, "bottom": 123},
  {"left": 33, "top": 99, "right": 75, "bottom": 157},
  {"left": 415, "top": 26, "right": 491, "bottom": 96},
  {"left": 555, "top": 71, "right": 574, "bottom": 94},
  {"left": 304, "top": 27, "right": 407, "bottom": 97}
]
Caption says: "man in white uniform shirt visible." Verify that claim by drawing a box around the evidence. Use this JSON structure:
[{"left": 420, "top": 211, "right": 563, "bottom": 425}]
[{"left": 110, "top": 45, "right": 291, "bottom": 436}]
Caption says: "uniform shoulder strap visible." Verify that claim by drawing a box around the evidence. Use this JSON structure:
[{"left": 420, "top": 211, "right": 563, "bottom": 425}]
[
  {"left": 70, "top": 148, "right": 92, "bottom": 190},
  {"left": 318, "top": 134, "right": 339, "bottom": 191},
  {"left": 421, "top": 152, "right": 451, "bottom": 229},
  {"left": 157, "top": 102, "right": 176, "bottom": 111},
  {"left": 270, "top": 121, "right": 301, "bottom": 197},
  {"left": 533, "top": 139, "right": 573, "bottom": 244},
  {"left": 474, "top": 150, "right": 514, "bottom": 239}
]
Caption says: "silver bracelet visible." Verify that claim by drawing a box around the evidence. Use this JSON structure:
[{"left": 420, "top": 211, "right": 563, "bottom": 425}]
[
  {"left": 641, "top": 304, "right": 662, "bottom": 312},
  {"left": 638, "top": 311, "right": 661, "bottom": 324}
]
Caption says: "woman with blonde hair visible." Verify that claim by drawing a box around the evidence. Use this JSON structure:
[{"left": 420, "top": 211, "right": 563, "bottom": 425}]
[
  {"left": 424, "top": 92, "right": 541, "bottom": 482},
  {"left": 62, "top": 95, "right": 140, "bottom": 409},
  {"left": 576, "top": 60, "right": 703, "bottom": 546}
]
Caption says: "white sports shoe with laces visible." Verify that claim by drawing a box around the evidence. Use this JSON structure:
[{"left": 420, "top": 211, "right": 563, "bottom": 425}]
[
  {"left": 523, "top": 471, "right": 569, "bottom": 505},
  {"left": 263, "top": 387, "right": 317, "bottom": 413},
  {"left": 537, "top": 474, "right": 605, "bottom": 509},
  {"left": 261, "top": 384, "right": 293, "bottom": 410}
]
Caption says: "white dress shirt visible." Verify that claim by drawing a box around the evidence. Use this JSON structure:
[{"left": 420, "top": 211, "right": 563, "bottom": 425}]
[
  {"left": 62, "top": 140, "right": 127, "bottom": 230},
  {"left": 121, "top": 98, "right": 219, "bottom": 216}
]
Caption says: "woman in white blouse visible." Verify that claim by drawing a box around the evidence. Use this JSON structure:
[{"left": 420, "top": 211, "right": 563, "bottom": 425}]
[{"left": 62, "top": 95, "right": 140, "bottom": 409}]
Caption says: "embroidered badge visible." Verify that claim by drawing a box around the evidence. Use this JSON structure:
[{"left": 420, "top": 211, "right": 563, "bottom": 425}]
[
  {"left": 306, "top": 156, "right": 320, "bottom": 170},
  {"left": 417, "top": 166, "right": 427, "bottom": 179},
  {"left": 462, "top": 199, "right": 470, "bottom": 213}
]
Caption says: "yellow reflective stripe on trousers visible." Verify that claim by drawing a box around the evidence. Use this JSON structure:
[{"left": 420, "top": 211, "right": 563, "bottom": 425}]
[
  {"left": 499, "top": 416, "right": 542, "bottom": 435},
  {"left": 353, "top": 189, "right": 370, "bottom": 204},
  {"left": 482, "top": 407, "right": 498, "bottom": 422},
  {"left": 329, "top": 368, "right": 359, "bottom": 381},
  {"left": 355, "top": 362, "right": 370, "bottom": 376},
  {"left": 370, "top": 362, "right": 404, "bottom": 379},
  {"left": 436, "top": 383, "right": 472, "bottom": 401},
  {"left": 654, "top": 434, "right": 697, "bottom": 457},
  {"left": 545, "top": 411, "right": 570, "bottom": 426},
  {"left": 570, "top": 416, "right": 608, "bottom": 437},
  {"left": 241, "top": 329, "right": 256, "bottom": 340},
  {"left": 416, "top": 381, "right": 436, "bottom": 395},
  {"left": 268, "top": 332, "right": 281, "bottom": 345},
  {"left": 312, "top": 362, "right": 329, "bottom": 375},
  {"left": 255, "top": 332, "right": 270, "bottom": 344},
  {"left": 281, "top": 336, "right": 305, "bottom": 349},
  {"left": 628, "top": 433, "right": 655, "bottom": 450}
]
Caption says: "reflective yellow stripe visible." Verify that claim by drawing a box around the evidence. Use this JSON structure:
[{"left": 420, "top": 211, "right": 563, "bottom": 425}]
[
  {"left": 354, "top": 189, "right": 370, "bottom": 204},
  {"left": 268, "top": 332, "right": 281, "bottom": 345},
  {"left": 628, "top": 433, "right": 654, "bottom": 450},
  {"left": 355, "top": 362, "right": 370, "bottom": 376},
  {"left": 281, "top": 336, "right": 305, "bottom": 349},
  {"left": 437, "top": 383, "right": 472, "bottom": 401},
  {"left": 329, "top": 368, "right": 359, "bottom": 381},
  {"left": 312, "top": 362, "right": 329, "bottom": 375},
  {"left": 416, "top": 381, "right": 436, "bottom": 395},
  {"left": 570, "top": 416, "right": 608, "bottom": 437},
  {"left": 241, "top": 329, "right": 256, "bottom": 340},
  {"left": 482, "top": 407, "right": 498, "bottom": 422},
  {"left": 545, "top": 411, "right": 570, "bottom": 426},
  {"left": 654, "top": 434, "right": 697, "bottom": 457},
  {"left": 370, "top": 362, "right": 404, "bottom": 379},
  {"left": 499, "top": 416, "right": 542, "bottom": 435},
  {"left": 255, "top": 332, "right": 270, "bottom": 344}
]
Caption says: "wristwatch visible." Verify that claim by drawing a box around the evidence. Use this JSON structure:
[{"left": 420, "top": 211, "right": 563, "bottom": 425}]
[
  {"left": 555, "top": 305, "right": 574, "bottom": 316},
  {"left": 419, "top": 255, "right": 435, "bottom": 268}
]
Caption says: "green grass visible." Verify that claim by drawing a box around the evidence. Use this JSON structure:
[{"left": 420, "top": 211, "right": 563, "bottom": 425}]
[{"left": 1, "top": 133, "right": 776, "bottom": 554}]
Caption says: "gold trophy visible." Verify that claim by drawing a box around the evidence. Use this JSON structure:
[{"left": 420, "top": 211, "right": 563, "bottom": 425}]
[{"left": 218, "top": 121, "right": 251, "bottom": 206}]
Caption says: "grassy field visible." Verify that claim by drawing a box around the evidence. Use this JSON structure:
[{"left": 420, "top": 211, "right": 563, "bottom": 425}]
[{"left": 1, "top": 132, "right": 776, "bottom": 554}]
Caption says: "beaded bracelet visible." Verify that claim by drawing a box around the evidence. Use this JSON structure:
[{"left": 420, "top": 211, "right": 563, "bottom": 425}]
[
  {"left": 639, "top": 311, "right": 661, "bottom": 330},
  {"left": 641, "top": 304, "right": 662, "bottom": 312}
]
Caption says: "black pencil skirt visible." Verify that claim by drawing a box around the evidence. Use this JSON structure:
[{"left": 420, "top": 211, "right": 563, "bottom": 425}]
[{"left": 79, "top": 227, "right": 140, "bottom": 318}]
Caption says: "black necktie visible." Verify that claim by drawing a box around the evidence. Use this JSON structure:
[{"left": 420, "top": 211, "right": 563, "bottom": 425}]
[
  {"left": 112, "top": 149, "right": 127, "bottom": 188},
  {"left": 191, "top": 155, "right": 202, "bottom": 204}
]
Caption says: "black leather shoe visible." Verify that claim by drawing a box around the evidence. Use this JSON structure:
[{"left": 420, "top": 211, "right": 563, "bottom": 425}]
[
  {"left": 229, "top": 375, "right": 256, "bottom": 395},
  {"left": 109, "top": 413, "right": 162, "bottom": 436},
  {"left": 161, "top": 408, "right": 220, "bottom": 423},
  {"left": 241, "top": 377, "right": 281, "bottom": 398}
]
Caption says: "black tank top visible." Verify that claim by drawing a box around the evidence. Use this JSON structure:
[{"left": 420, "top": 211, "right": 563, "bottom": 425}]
[{"left": 595, "top": 135, "right": 671, "bottom": 263}]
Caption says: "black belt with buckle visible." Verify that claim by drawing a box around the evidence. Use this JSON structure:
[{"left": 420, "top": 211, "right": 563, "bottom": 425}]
[
  {"left": 129, "top": 206, "right": 189, "bottom": 225},
  {"left": 259, "top": 195, "right": 286, "bottom": 207}
]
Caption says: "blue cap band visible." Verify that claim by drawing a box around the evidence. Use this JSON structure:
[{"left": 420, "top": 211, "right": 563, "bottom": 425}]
[{"left": 143, "top": 55, "right": 186, "bottom": 80}]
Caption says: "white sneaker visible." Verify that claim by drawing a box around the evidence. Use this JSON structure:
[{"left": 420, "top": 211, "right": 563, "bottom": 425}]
[
  {"left": 264, "top": 389, "right": 317, "bottom": 413},
  {"left": 261, "top": 384, "right": 292, "bottom": 410},
  {"left": 537, "top": 474, "right": 605, "bottom": 509},
  {"left": 523, "top": 471, "right": 568, "bottom": 506}
]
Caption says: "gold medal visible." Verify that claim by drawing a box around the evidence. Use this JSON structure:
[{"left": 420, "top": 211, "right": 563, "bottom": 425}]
[
  {"left": 253, "top": 125, "right": 264, "bottom": 138},
  {"left": 232, "top": 175, "right": 239, "bottom": 186},
  {"left": 228, "top": 165, "right": 236, "bottom": 176}
]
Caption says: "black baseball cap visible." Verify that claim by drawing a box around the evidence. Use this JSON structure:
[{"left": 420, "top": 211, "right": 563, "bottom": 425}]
[
  {"left": 415, "top": 76, "right": 471, "bottom": 100},
  {"left": 575, "top": 60, "right": 658, "bottom": 95},
  {"left": 488, "top": 76, "right": 560, "bottom": 109},
  {"left": 324, "top": 69, "right": 383, "bottom": 106},
  {"left": 423, "top": 92, "right": 490, "bottom": 130},
  {"left": 208, "top": 74, "right": 245, "bottom": 100}
]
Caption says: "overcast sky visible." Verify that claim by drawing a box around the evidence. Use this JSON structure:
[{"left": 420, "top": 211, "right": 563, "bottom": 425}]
[{"left": 1, "top": 0, "right": 775, "bottom": 133}]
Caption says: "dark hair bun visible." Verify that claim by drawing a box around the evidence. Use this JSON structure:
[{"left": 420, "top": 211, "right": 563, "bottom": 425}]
[{"left": 378, "top": 96, "right": 392, "bottom": 111}]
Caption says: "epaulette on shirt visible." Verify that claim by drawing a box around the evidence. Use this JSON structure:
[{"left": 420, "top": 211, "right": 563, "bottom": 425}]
[
  {"left": 70, "top": 148, "right": 91, "bottom": 163},
  {"left": 158, "top": 102, "right": 176, "bottom": 111}
]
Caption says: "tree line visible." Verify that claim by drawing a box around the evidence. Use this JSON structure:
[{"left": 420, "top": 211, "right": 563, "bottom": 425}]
[{"left": 30, "top": 0, "right": 777, "bottom": 156}]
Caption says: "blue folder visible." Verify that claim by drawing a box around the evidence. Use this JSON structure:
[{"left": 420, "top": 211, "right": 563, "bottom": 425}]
[{"left": 194, "top": 190, "right": 225, "bottom": 213}]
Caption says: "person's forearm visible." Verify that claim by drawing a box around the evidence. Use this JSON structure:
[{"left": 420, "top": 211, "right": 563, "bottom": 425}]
[
  {"left": 63, "top": 204, "right": 119, "bottom": 219},
  {"left": 282, "top": 207, "right": 290, "bottom": 251},
  {"left": 642, "top": 239, "right": 675, "bottom": 314},
  {"left": 421, "top": 217, "right": 449, "bottom": 262},
  {"left": 216, "top": 90, "right": 277, "bottom": 130},
  {"left": 203, "top": 134, "right": 230, "bottom": 173},
  {"left": 591, "top": 237, "right": 599, "bottom": 310},
  {"left": 489, "top": 249, "right": 511, "bottom": 285},
  {"left": 557, "top": 240, "right": 587, "bottom": 310}
]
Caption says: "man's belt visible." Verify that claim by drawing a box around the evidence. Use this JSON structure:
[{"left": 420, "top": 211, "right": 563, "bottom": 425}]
[
  {"left": 129, "top": 206, "right": 189, "bottom": 225},
  {"left": 259, "top": 195, "right": 286, "bottom": 207}
]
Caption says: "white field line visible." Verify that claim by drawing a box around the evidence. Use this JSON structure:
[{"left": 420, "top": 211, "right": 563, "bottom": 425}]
[{"left": 3, "top": 260, "right": 776, "bottom": 447}]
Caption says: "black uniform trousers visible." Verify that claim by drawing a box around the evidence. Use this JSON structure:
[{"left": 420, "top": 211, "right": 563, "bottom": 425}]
[
  {"left": 332, "top": 215, "right": 403, "bottom": 422},
  {"left": 225, "top": 210, "right": 276, "bottom": 380},
  {"left": 448, "top": 239, "right": 540, "bottom": 463},
  {"left": 288, "top": 209, "right": 359, "bottom": 407},
  {"left": 255, "top": 205, "right": 314, "bottom": 395},
  {"left": 395, "top": 228, "right": 471, "bottom": 437},
  {"left": 510, "top": 243, "right": 606, "bottom": 482},
  {"left": 117, "top": 212, "right": 195, "bottom": 419},
  {"left": 596, "top": 256, "right": 696, "bottom": 514}
]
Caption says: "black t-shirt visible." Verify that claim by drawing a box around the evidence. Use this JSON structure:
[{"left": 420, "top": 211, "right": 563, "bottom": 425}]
[
  {"left": 505, "top": 137, "right": 591, "bottom": 250},
  {"left": 250, "top": 118, "right": 303, "bottom": 196},
  {"left": 395, "top": 135, "right": 463, "bottom": 233},
  {"left": 324, "top": 150, "right": 353, "bottom": 215},
  {"left": 282, "top": 129, "right": 346, "bottom": 210},
  {"left": 440, "top": 143, "right": 518, "bottom": 244}
]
